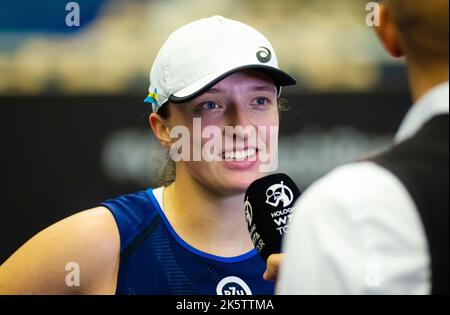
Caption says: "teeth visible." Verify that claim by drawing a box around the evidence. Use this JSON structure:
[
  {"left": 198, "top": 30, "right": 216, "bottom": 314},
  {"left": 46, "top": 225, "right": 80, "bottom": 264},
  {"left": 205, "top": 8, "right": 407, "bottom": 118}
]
[{"left": 223, "top": 149, "right": 256, "bottom": 160}]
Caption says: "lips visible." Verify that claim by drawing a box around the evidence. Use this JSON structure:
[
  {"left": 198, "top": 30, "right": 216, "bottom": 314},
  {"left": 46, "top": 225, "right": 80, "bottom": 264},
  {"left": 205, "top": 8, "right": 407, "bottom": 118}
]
[
  {"left": 218, "top": 147, "right": 259, "bottom": 171},
  {"left": 222, "top": 148, "right": 257, "bottom": 161}
]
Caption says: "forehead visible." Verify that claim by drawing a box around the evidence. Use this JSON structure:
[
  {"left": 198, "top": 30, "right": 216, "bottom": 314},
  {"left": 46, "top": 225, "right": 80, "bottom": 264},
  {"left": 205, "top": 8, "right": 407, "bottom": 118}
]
[
  {"left": 207, "top": 70, "right": 277, "bottom": 93},
  {"left": 166, "top": 70, "right": 278, "bottom": 112}
]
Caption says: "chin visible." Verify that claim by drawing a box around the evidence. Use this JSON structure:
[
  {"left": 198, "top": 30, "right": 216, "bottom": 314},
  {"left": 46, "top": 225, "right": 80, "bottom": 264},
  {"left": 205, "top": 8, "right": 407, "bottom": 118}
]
[
  {"left": 219, "top": 171, "right": 261, "bottom": 194},
  {"left": 191, "top": 162, "right": 265, "bottom": 195}
]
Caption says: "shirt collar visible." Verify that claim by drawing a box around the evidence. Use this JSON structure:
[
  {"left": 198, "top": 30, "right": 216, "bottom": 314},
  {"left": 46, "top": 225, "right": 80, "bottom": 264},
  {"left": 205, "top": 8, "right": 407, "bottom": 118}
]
[{"left": 395, "top": 81, "right": 449, "bottom": 144}]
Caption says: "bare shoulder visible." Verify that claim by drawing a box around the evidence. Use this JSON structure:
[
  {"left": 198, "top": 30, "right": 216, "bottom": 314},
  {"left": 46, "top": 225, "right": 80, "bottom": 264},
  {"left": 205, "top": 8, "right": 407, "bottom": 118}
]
[{"left": 0, "top": 206, "right": 120, "bottom": 295}]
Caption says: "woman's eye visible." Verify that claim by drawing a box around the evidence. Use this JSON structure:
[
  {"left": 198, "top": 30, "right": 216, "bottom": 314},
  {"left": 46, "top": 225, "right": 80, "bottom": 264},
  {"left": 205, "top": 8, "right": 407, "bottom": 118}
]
[
  {"left": 201, "top": 102, "right": 221, "bottom": 111},
  {"left": 252, "top": 97, "right": 270, "bottom": 106}
]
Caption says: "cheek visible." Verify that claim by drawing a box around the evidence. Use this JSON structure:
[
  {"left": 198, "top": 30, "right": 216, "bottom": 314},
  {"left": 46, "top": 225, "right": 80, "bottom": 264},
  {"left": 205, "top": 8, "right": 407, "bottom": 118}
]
[
  {"left": 258, "top": 113, "right": 279, "bottom": 141},
  {"left": 252, "top": 106, "right": 279, "bottom": 124},
  {"left": 181, "top": 160, "right": 219, "bottom": 188},
  {"left": 199, "top": 120, "right": 225, "bottom": 150},
  {"left": 269, "top": 112, "right": 279, "bottom": 127}
]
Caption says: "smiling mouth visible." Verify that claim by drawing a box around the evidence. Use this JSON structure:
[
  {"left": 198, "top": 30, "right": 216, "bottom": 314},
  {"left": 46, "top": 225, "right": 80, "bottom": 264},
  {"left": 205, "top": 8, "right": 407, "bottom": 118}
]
[{"left": 221, "top": 148, "right": 258, "bottom": 161}]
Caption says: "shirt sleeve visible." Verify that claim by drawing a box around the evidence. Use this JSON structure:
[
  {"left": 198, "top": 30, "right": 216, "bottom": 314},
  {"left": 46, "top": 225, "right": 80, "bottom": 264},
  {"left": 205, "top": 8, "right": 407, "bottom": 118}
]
[{"left": 277, "top": 162, "right": 431, "bottom": 295}]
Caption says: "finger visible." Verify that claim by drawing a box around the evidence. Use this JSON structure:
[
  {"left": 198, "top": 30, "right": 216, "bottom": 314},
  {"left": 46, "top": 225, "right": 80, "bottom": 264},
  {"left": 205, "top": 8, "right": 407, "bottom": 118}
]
[{"left": 263, "top": 255, "right": 280, "bottom": 281}]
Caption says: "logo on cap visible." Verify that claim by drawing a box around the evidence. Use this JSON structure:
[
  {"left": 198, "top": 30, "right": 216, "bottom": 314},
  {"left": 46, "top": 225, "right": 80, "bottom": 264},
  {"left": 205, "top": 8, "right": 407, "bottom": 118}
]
[
  {"left": 256, "top": 47, "right": 272, "bottom": 63},
  {"left": 265, "top": 181, "right": 294, "bottom": 208}
]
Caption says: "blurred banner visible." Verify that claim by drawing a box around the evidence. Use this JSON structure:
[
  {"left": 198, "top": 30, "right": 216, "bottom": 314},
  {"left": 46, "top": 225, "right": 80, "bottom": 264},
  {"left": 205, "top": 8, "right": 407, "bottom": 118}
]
[
  {"left": 0, "top": 0, "right": 408, "bottom": 95},
  {"left": 1, "top": 0, "right": 411, "bottom": 263}
]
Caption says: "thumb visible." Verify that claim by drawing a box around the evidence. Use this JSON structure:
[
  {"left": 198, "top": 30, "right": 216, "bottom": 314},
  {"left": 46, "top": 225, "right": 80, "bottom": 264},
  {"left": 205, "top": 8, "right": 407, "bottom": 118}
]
[{"left": 263, "top": 254, "right": 283, "bottom": 281}]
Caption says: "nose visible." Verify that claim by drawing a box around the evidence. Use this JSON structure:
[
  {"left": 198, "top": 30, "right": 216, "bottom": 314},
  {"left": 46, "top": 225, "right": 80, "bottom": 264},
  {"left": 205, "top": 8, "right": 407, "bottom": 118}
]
[
  {"left": 226, "top": 101, "right": 253, "bottom": 127},
  {"left": 224, "top": 103, "right": 256, "bottom": 147}
]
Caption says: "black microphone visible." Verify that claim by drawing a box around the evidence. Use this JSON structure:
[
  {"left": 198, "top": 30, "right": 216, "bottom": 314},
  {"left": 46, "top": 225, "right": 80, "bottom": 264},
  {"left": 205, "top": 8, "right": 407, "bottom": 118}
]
[{"left": 244, "top": 173, "right": 301, "bottom": 261}]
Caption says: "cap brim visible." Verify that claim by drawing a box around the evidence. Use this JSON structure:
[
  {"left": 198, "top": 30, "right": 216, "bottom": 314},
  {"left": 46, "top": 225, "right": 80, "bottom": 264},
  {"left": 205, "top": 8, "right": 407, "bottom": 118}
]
[{"left": 169, "top": 65, "right": 296, "bottom": 104}]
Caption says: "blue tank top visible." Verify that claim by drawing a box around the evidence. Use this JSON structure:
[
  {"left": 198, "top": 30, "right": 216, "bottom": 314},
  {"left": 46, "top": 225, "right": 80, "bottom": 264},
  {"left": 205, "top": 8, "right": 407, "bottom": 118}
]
[{"left": 100, "top": 187, "right": 274, "bottom": 295}]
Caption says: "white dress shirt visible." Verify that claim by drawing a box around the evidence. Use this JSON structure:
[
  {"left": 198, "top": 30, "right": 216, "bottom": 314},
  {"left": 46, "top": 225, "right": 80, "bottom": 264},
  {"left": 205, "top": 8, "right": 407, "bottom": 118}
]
[{"left": 278, "top": 81, "right": 449, "bottom": 295}]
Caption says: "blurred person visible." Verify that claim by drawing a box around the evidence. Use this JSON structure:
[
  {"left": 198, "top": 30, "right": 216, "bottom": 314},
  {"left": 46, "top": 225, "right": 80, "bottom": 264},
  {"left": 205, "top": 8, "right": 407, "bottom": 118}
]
[
  {"left": 0, "top": 16, "right": 295, "bottom": 295},
  {"left": 267, "top": 0, "right": 449, "bottom": 294}
]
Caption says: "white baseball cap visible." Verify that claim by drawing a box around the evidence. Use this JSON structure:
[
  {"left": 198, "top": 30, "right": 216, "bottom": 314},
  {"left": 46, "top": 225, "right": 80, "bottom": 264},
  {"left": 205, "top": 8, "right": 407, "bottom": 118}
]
[{"left": 144, "top": 16, "right": 296, "bottom": 113}]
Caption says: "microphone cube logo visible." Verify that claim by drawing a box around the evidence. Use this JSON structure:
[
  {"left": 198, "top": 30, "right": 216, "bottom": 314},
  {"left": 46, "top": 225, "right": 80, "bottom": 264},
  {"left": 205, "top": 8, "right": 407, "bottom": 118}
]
[
  {"left": 265, "top": 181, "right": 294, "bottom": 208},
  {"left": 265, "top": 180, "right": 295, "bottom": 236}
]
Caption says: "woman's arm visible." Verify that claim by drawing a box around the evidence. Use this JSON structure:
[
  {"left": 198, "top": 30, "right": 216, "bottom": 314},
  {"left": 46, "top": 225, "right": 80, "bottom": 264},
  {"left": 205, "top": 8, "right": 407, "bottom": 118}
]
[{"left": 0, "top": 207, "right": 120, "bottom": 295}]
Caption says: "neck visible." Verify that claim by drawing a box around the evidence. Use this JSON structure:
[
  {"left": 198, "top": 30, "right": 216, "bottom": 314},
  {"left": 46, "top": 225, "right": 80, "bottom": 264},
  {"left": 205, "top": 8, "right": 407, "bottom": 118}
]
[
  {"left": 163, "top": 165, "right": 253, "bottom": 257},
  {"left": 406, "top": 58, "right": 449, "bottom": 103}
]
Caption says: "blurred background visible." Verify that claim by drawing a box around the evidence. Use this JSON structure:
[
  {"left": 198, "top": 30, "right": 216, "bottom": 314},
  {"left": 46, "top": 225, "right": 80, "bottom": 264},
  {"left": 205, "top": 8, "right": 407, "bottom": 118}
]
[{"left": 0, "top": 0, "right": 411, "bottom": 263}]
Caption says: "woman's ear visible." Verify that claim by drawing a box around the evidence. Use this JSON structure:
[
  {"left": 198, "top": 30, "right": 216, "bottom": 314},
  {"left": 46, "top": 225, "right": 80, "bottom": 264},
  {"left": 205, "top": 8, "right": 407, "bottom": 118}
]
[
  {"left": 374, "top": 3, "right": 405, "bottom": 58},
  {"left": 149, "top": 113, "right": 172, "bottom": 149}
]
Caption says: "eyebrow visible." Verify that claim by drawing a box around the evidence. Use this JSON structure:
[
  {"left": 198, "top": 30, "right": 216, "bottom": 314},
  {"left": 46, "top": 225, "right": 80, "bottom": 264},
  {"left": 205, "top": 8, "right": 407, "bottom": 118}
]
[{"left": 204, "top": 85, "right": 277, "bottom": 95}]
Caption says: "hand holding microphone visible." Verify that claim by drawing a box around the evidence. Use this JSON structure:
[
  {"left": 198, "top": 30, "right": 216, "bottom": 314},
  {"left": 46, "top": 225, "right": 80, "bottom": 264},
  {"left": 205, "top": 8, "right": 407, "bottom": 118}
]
[{"left": 244, "top": 173, "right": 301, "bottom": 262}]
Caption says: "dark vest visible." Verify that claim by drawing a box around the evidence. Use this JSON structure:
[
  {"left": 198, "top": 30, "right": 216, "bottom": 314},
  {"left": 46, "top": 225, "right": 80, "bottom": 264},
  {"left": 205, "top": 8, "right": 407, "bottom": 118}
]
[{"left": 370, "top": 115, "right": 449, "bottom": 295}]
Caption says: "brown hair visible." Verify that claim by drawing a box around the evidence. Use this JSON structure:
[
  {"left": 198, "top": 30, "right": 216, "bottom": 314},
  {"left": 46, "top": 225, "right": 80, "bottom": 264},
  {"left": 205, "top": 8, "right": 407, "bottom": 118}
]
[{"left": 385, "top": 0, "right": 449, "bottom": 63}]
